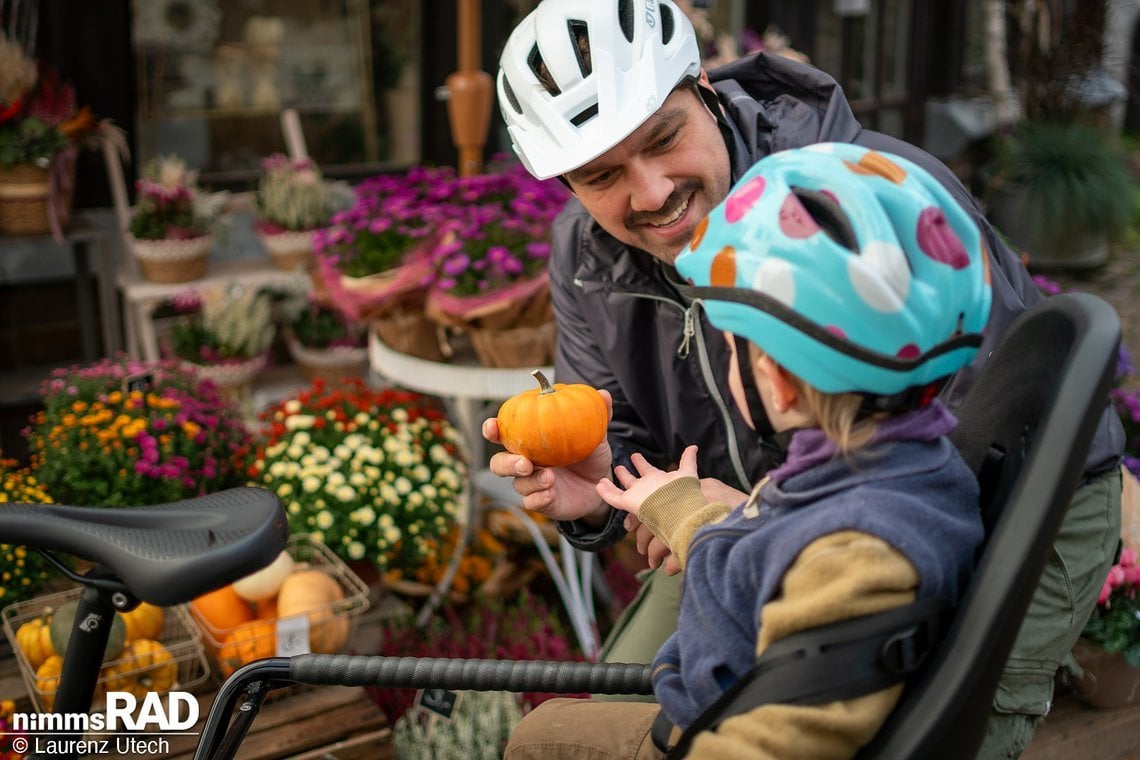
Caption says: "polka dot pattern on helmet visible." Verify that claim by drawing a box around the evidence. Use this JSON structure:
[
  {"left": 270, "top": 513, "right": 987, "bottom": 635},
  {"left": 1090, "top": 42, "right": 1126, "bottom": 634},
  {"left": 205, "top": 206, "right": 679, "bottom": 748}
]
[{"left": 675, "top": 142, "right": 993, "bottom": 396}]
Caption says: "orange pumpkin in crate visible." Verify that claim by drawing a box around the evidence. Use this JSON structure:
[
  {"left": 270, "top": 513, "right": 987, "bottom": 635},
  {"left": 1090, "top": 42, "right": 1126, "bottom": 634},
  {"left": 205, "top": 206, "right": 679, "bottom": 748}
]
[
  {"left": 191, "top": 585, "right": 253, "bottom": 634},
  {"left": 277, "top": 569, "right": 349, "bottom": 654},
  {"left": 120, "top": 602, "right": 165, "bottom": 642},
  {"left": 496, "top": 370, "right": 608, "bottom": 467},
  {"left": 15, "top": 616, "right": 55, "bottom": 670},
  {"left": 216, "top": 620, "right": 277, "bottom": 677}
]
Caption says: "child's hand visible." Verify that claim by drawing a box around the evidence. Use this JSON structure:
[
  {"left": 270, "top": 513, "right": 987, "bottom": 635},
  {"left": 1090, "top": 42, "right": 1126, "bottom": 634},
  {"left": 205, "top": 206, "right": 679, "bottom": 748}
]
[{"left": 596, "top": 445, "right": 700, "bottom": 518}]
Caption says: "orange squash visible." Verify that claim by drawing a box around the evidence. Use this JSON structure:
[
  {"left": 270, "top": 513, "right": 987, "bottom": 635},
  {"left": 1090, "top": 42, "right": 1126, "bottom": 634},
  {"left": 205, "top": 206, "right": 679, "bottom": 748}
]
[
  {"left": 216, "top": 620, "right": 276, "bottom": 677},
  {"left": 16, "top": 616, "right": 55, "bottom": 670},
  {"left": 496, "top": 370, "right": 608, "bottom": 467},
  {"left": 102, "top": 639, "right": 177, "bottom": 699},
  {"left": 120, "top": 603, "right": 165, "bottom": 642},
  {"left": 35, "top": 655, "right": 63, "bottom": 710},
  {"left": 276, "top": 569, "right": 349, "bottom": 654},
  {"left": 191, "top": 584, "right": 253, "bottom": 634}
]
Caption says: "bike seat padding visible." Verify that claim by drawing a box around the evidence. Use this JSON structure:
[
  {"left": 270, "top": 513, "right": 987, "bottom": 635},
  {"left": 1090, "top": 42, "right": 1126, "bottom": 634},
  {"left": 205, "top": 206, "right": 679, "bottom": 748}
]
[{"left": 0, "top": 487, "right": 288, "bottom": 605}]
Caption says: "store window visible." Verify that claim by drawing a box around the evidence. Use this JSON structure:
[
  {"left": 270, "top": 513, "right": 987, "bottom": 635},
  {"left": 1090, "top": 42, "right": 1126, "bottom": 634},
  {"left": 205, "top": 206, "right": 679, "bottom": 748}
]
[{"left": 132, "top": 0, "right": 421, "bottom": 184}]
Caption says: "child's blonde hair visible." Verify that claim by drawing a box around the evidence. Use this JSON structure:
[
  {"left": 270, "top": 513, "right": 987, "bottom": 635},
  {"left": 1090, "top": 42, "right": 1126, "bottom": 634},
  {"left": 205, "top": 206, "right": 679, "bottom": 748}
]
[{"left": 749, "top": 343, "right": 880, "bottom": 456}]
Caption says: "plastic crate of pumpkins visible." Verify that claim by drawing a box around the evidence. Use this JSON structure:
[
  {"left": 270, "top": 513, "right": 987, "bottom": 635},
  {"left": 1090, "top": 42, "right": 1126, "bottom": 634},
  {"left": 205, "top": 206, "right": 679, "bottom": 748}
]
[
  {"left": 187, "top": 533, "right": 370, "bottom": 677},
  {"left": 1, "top": 587, "right": 210, "bottom": 713}
]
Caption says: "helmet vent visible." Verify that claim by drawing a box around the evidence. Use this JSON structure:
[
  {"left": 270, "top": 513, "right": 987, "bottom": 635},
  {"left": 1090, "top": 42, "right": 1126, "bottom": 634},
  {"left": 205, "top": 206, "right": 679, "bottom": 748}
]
[
  {"left": 617, "top": 0, "right": 635, "bottom": 43},
  {"left": 567, "top": 20, "right": 592, "bottom": 78},
  {"left": 792, "top": 187, "right": 859, "bottom": 253},
  {"left": 570, "top": 103, "right": 599, "bottom": 126},
  {"left": 501, "top": 75, "right": 523, "bottom": 115},
  {"left": 660, "top": 4, "right": 675, "bottom": 45},
  {"left": 528, "top": 45, "right": 561, "bottom": 95}
]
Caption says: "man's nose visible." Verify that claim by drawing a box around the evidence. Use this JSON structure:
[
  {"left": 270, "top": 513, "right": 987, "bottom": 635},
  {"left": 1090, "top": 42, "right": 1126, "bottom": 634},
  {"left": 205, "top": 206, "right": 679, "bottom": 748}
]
[{"left": 627, "top": 163, "right": 675, "bottom": 213}]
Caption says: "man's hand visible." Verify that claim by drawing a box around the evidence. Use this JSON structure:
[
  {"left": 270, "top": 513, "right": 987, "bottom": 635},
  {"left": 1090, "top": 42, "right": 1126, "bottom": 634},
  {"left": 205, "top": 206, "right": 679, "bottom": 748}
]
[{"left": 482, "top": 390, "right": 614, "bottom": 524}]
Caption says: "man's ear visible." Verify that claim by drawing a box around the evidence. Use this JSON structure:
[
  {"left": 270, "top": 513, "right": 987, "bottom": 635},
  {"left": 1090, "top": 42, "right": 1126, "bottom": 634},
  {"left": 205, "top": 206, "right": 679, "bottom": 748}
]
[
  {"left": 756, "top": 354, "right": 798, "bottom": 414},
  {"left": 698, "top": 69, "right": 712, "bottom": 87}
]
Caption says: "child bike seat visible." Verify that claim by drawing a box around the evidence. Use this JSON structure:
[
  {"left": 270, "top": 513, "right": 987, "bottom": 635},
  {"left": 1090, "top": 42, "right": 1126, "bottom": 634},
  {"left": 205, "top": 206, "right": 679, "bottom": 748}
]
[{"left": 0, "top": 487, "right": 287, "bottom": 605}]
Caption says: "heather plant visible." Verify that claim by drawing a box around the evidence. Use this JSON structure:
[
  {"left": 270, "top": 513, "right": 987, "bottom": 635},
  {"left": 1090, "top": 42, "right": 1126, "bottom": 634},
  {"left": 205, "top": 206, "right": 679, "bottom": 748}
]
[
  {"left": 393, "top": 690, "right": 523, "bottom": 760},
  {"left": 369, "top": 589, "right": 584, "bottom": 723},
  {"left": 129, "top": 155, "right": 228, "bottom": 241},
  {"left": 255, "top": 153, "right": 354, "bottom": 232},
  {"left": 26, "top": 358, "right": 253, "bottom": 507},
  {"left": 169, "top": 285, "right": 276, "bottom": 363}
]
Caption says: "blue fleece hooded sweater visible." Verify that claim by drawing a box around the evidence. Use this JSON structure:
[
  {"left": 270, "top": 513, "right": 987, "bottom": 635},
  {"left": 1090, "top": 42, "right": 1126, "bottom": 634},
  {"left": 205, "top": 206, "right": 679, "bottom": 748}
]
[{"left": 652, "top": 402, "right": 983, "bottom": 729}]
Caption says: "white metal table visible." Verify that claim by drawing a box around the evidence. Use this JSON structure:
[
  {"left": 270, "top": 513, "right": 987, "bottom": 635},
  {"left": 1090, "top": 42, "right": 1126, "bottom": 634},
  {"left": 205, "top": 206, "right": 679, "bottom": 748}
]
[{"left": 368, "top": 329, "right": 601, "bottom": 658}]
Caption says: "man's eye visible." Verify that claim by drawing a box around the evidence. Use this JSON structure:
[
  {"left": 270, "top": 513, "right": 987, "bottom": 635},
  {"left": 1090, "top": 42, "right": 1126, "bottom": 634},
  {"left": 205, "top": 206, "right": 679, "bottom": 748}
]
[
  {"left": 655, "top": 130, "right": 678, "bottom": 150},
  {"left": 586, "top": 170, "right": 614, "bottom": 187}
]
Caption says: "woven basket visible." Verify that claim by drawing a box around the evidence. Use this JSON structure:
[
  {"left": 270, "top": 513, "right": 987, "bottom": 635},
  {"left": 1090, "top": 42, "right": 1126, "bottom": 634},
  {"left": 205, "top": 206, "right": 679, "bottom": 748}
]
[
  {"left": 0, "top": 163, "right": 73, "bottom": 236},
  {"left": 183, "top": 353, "right": 268, "bottom": 391},
  {"left": 258, "top": 229, "right": 316, "bottom": 271},
  {"left": 131, "top": 234, "right": 213, "bottom": 283},
  {"left": 467, "top": 320, "right": 557, "bottom": 368},
  {"left": 285, "top": 331, "right": 368, "bottom": 383},
  {"left": 372, "top": 301, "right": 448, "bottom": 362}
]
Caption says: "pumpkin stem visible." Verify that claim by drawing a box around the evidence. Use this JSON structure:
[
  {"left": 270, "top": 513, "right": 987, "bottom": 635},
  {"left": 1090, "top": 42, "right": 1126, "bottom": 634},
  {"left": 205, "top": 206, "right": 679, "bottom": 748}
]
[{"left": 532, "top": 369, "right": 555, "bottom": 395}]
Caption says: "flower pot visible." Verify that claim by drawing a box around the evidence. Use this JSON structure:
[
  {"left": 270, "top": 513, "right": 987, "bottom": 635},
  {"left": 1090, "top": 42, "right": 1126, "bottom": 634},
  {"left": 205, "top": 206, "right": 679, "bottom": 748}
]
[
  {"left": 0, "top": 162, "right": 74, "bottom": 236},
  {"left": 284, "top": 331, "right": 368, "bottom": 383},
  {"left": 182, "top": 354, "right": 268, "bottom": 399},
  {"left": 372, "top": 303, "right": 447, "bottom": 362},
  {"left": 130, "top": 234, "right": 213, "bottom": 283},
  {"left": 1070, "top": 637, "right": 1140, "bottom": 709},
  {"left": 467, "top": 320, "right": 557, "bottom": 368},
  {"left": 988, "top": 185, "right": 1109, "bottom": 271},
  {"left": 257, "top": 228, "right": 316, "bottom": 271}
]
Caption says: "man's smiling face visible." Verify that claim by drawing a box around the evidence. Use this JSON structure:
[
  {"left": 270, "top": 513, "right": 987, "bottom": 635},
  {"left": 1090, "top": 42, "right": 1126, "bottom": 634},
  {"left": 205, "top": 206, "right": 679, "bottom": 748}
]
[{"left": 565, "top": 84, "right": 731, "bottom": 264}]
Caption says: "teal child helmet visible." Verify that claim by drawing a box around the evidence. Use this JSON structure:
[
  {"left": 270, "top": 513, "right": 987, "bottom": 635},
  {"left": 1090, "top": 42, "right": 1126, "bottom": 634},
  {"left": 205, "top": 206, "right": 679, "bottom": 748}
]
[{"left": 674, "top": 142, "right": 993, "bottom": 398}]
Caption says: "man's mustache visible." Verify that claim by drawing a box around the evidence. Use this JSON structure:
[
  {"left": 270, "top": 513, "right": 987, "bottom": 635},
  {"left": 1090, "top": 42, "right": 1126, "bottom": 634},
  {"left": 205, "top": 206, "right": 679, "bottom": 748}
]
[{"left": 626, "top": 180, "right": 701, "bottom": 229}]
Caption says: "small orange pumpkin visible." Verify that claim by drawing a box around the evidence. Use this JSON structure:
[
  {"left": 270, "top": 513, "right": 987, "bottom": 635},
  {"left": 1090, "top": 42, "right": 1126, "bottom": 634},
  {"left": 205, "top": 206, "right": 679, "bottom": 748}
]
[
  {"left": 35, "top": 654, "right": 64, "bottom": 710},
  {"left": 216, "top": 620, "right": 276, "bottom": 676},
  {"left": 191, "top": 584, "right": 253, "bottom": 634},
  {"left": 496, "top": 370, "right": 607, "bottom": 467}
]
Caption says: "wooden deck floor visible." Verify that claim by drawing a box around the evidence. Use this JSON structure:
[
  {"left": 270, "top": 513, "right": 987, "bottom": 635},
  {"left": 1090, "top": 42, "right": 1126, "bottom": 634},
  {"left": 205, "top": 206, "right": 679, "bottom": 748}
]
[{"left": 1022, "top": 687, "right": 1140, "bottom": 760}]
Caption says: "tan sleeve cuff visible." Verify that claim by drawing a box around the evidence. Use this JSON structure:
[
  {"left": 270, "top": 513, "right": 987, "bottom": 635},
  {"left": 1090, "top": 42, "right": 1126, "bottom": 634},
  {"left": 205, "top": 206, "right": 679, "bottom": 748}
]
[{"left": 639, "top": 477, "right": 733, "bottom": 569}]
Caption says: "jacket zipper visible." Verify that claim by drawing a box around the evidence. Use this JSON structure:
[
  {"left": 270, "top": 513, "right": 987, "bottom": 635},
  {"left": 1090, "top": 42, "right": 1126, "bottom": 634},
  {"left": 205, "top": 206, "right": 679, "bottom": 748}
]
[{"left": 579, "top": 286, "right": 752, "bottom": 491}]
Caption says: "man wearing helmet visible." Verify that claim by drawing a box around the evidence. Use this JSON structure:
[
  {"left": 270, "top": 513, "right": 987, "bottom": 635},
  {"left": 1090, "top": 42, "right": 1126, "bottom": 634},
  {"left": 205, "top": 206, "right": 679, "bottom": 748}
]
[{"left": 485, "top": 2, "right": 1124, "bottom": 756}]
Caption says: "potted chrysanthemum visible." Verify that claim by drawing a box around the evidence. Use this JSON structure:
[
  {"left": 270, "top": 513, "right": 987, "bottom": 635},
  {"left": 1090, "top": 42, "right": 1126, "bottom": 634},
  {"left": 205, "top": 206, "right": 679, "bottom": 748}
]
[
  {"left": 1071, "top": 545, "right": 1140, "bottom": 708},
  {"left": 0, "top": 459, "right": 59, "bottom": 605},
  {"left": 25, "top": 357, "right": 253, "bottom": 508},
  {"left": 312, "top": 166, "right": 455, "bottom": 360},
  {"left": 282, "top": 297, "right": 369, "bottom": 383},
  {"left": 127, "top": 154, "right": 229, "bottom": 283},
  {"left": 254, "top": 153, "right": 354, "bottom": 271},
  {"left": 251, "top": 378, "right": 468, "bottom": 577},
  {"left": 424, "top": 160, "right": 569, "bottom": 367}
]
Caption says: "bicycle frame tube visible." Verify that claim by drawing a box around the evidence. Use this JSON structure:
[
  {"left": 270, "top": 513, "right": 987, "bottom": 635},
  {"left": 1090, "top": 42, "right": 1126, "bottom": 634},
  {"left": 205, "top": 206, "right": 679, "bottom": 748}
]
[{"left": 194, "top": 659, "right": 293, "bottom": 760}]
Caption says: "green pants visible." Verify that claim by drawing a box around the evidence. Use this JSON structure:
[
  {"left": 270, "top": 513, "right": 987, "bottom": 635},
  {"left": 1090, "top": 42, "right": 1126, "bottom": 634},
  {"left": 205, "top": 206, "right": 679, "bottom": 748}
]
[{"left": 597, "top": 468, "right": 1123, "bottom": 760}]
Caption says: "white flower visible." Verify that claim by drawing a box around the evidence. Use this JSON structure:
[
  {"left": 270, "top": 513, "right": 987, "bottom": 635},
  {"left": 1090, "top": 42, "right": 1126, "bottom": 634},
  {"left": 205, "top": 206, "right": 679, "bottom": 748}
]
[
  {"left": 285, "top": 414, "right": 315, "bottom": 431},
  {"left": 379, "top": 483, "right": 399, "bottom": 504},
  {"left": 407, "top": 492, "right": 424, "bottom": 507},
  {"left": 293, "top": 431, "right": 311, "bottom": 446},
  {"left": 348, "top": 541, "right": 365, "bottom": 560},
  {"left": 287, "top": 445, "right": 304, "bottom": 460},
  {"left": 276, "top": 483, "right": 293, "bottom": 498},
  {"left": 421, "top": 484, "right": 437, "bottom": 499},
  {"left": 392, "top": 408, "right": 408, "bottom": 422},
  {"left": 302, "top": 476, "right": 321, "bottom": 493},
  {"left": 269, "top": 461, "right": 288, "bottom": 478},
  {"left": 349, "top": 472, "right": 368, "bottom": 487},
  {"left": 394, "top": 450, "right": 415, "bottom": 467},
  {"left": 412, "top": 464, "right": 431, "bottom": 482},
  {"left": 378, "top": 513, "right": 394, "bottom": 528},
  {"left": 394, "top": 477, "right": 412, "bottom": 495},
  {"left": 288, "top": 500, "right": 301, "bottom": 514},
  {"left": 316, "top": 510, "right": 334, "bottom": 529},
  {"left": 335, "top": 484, "right": 356, "bottom": 502},
  {"left": 326, "top": 471, "right": 346, "bottom": 487},
  {"left": 429, "top": 444, "right": 451, "bottom": 464},
  {"left": 284, "top": 399, "right": 301, "bottom": 414},
  {"left": 384, "top": 525, "right": 401, "bottom": 543}
]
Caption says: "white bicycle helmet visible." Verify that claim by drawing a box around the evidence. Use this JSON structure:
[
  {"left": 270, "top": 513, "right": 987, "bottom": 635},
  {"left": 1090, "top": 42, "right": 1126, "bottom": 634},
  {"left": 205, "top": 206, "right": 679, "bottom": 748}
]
[{"left": 497, "top": 0, "right": 701, "bottom": 179}]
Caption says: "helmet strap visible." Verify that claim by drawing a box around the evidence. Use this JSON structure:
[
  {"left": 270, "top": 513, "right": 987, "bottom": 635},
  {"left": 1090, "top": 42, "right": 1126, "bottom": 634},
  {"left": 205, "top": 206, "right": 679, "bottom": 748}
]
[{"left": 734, "top": 334, "right": 773, "bottom": 437}]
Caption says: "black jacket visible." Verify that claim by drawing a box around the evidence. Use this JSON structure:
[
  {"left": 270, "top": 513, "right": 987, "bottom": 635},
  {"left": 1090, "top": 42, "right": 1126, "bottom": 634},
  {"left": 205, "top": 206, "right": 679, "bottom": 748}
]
[{"left": 550, "top": 52, "right": 1124, "bottom": 550}]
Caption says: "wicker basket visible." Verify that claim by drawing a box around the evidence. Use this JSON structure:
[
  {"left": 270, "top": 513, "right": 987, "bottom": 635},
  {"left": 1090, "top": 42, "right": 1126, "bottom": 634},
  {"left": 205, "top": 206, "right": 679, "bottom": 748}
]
[
  {"left": 285, "top": 331, "right": 368, "bottom": 383},
  {"left": 131, "top": 234, "right": 213, "bottom": 283},
  {"left": 258, "top": 229, "right": 316, "bottom": 271},
  {"left": 0, "top": 163, "right": 73, "bottom": 236},
  {"left": 1, "top": 588, "right": 210, "bottom": 713},
  {"left": 467, "top": 320, "right": 557, "bottom": 368},
  {"left": 182, "top": 353, "right": 268, "bottom": 394},
  {"left": 186, "top": 534, "right": 371, "bottom": 678},
  {"left": 372, "top": 301, "right": 448, "bottom": 362}
]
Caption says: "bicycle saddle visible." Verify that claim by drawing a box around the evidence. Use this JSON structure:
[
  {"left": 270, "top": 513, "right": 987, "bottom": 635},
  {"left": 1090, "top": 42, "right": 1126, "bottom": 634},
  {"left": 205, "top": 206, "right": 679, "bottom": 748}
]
[{"left": 0, "top": 487, "right": 288, "bottom": 605}]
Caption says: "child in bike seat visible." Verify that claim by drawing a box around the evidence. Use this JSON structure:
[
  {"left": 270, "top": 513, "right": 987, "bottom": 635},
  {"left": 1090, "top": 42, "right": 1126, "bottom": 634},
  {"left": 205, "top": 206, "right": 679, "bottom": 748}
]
[{"left": 504, "top": 143, "right": 992, "bottom": 759}]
